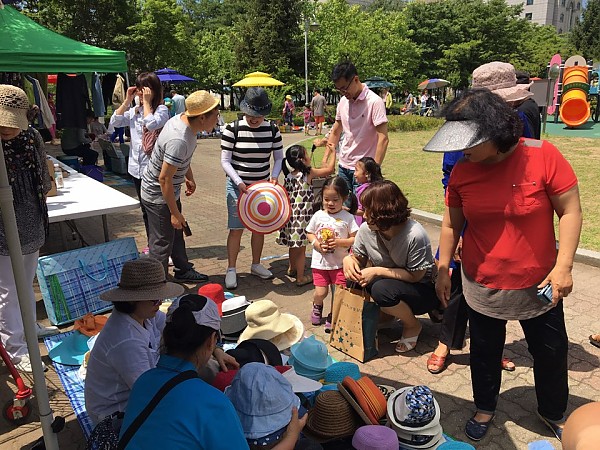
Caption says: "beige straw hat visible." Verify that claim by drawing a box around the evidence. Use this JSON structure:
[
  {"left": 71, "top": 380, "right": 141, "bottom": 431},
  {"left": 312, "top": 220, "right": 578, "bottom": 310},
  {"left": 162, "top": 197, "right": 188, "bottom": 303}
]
[
  {"left": 99, "top": 257, "right": 184, "bottom": 302},
  {"left": 0, "top": 84, "right": 30, "bottom": 131},
  {"left": 185, "top": 90, "right": 219, "bottom": 117},
  {"left": 472, "top": 61, "right": 533, "bottom": 103}
]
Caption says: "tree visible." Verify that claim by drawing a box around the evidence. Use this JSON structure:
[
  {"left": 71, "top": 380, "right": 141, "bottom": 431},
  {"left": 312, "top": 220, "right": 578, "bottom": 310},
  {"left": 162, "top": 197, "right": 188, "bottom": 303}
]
[
  {"left": 518, "top": 24, "right": 575, "bottom": 78},
  {"left": 571, "top": 0, "right": 600, "bottom": 61}
]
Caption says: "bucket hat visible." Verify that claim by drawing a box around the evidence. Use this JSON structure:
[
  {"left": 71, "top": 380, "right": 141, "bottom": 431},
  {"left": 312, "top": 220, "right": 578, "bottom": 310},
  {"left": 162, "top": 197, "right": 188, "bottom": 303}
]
[
  {"left": 197, "top": 283, "right": 226, "bottom": 316},
  {"left": 221, "top": 296, "right": 251, "bottom": 336},
  {"left": 324, "top": 362, "right": 361, "bottom": 385},
  {"left": 99, "top": 257, "right": 184, "bottom": 302},
  {"left": 48, "top": 331, "right": 90, "bottom": 366},
  {"left": 352, "top": 425, "right": 399, "bottom": 450},
  {"left": 0, "top": 84, "right": 29, "bottom": 131},
  {"left": 73, "top": 313, "right": 108, "bottom": 337},
  {"left": 240, "top": 87, "right": 272, "bottom": 117},
  {"left": 303, "top": 390, "right": 362, "bottom": 443},
  {"left": 184, "top": 90, "right": 219, "bottom": 117},
  {"left": 226, "top": 338, "right": 283, "bottom": 367},
  {"left": 287, "top": 355, "right": 326, "bottom": 381},
  {"left": 290, "top": 335, "right": 333, "bottom": 371},
  {"left": 166, "top": 294, "right": 221, "bottom": 332},
  {"left": 338, "top": 376, "right": 387, "bottom": 425},
  {"left": 472, "top": 61, "right": 533, "bottom": 103},
  {"left": 238, "top": 300, "right": 303, "bottom": 351},
  {"left": 225, "top": 362, "right": 300, "bottom": 439}
]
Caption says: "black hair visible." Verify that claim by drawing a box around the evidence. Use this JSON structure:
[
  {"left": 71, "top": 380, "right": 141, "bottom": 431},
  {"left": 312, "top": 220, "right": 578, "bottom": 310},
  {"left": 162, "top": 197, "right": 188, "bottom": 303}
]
[
  {"left": 162, "top": 295, "right": 218, "bottom": 359},
  {"left": 313, "top": 175, "right": 358, "bottom": 214},
  {"left": 282, "top": 145, "right": 311, "bottom": 176},
  {"left": 112, "top": 301, "right": 136, "bottom": 314},
  {"left": 356, "top": 157, "right": 383, "bottom": 183},
  {"left": 442, "top": 89, "right": 522, "bottom": 153},
  {"left": 136, "top": 72, "right": 163, "bottom": 113},
  {"left": 331, "top": 61, "right": 358, "bottom": 83}
]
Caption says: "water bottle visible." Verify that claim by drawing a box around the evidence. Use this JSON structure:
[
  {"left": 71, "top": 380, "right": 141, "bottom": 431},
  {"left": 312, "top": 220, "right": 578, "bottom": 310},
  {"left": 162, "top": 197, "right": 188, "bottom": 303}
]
[{"left": 53, "top": 163, "right": 64, "bottom": 189}]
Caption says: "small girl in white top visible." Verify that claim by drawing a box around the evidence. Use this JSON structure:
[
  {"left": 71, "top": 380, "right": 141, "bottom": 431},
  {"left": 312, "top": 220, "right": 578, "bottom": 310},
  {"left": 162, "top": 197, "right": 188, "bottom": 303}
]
[{"left": 306, "top": 176, "right": 359, "bottom": 330}]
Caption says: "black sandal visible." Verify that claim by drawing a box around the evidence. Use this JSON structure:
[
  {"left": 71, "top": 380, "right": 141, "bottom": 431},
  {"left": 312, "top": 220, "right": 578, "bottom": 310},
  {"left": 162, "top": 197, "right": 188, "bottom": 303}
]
[{"left": 465, "top": 414, "right": 494, "bottom": 441}]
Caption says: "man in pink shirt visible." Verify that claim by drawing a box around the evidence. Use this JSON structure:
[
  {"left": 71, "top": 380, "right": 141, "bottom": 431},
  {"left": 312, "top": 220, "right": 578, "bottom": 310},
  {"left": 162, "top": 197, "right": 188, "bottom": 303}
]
[{"left": 324, "top": 61, "right": 389, "bottom": 194}]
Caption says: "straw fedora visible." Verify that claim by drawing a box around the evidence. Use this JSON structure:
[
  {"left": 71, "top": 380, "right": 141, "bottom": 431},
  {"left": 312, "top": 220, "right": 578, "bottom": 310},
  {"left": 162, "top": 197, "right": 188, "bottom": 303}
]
[
  {"left": 303, "top": 390, "right": 362, "bottom": 443},
  {"left": 184, "top": 90, "right": 219, "bottom": 117},
  {"left": 338, "top": 376, "right": 388, "bottom": 426},
  {"left": 472, "top": 61, "right": 533, "bottom": 103},
  {"left": 238, "top": 300, "right": 303, "bottom": 351},
  {"left": 0, "top": 84, "right": 30, "bottom": 131},
  {"left": 99, "top": 257, "right": 184, "bottom": 302}
]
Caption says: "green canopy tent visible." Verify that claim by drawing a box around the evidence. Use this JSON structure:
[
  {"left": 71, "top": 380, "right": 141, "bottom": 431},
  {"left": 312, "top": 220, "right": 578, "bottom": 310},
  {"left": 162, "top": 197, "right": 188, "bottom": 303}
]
[
  {"left": 0, "top": 4, "right": 126, "bottom": 73},
  {"left": 0, "top": 5, "right": 127, "bottom": 449}
]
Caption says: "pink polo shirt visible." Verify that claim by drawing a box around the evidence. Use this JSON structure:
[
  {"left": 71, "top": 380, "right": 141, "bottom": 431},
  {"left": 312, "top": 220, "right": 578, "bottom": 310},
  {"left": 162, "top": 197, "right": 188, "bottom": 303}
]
[{"left": 335, "top": 84, "right": 388, "bottom": 170}]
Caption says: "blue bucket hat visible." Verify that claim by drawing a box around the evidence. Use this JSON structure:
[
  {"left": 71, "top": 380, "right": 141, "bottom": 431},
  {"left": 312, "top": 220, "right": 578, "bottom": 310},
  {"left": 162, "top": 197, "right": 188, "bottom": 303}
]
[
  {"left": 225, "top": 362, "right": 300, "bottom": 439},
  {"left": 290, "top": 335, "right": 333, "bottom": 371},
  {"left": 288, "top": 355, "right": 326, "bottom": 381},
  {"left": 48, "top": 331, "right": 91, "bottom": 366}
]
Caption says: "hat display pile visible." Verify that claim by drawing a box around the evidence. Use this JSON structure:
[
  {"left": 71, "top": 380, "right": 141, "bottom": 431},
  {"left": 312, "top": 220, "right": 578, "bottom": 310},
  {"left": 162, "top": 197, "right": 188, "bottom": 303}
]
[
  {"left": 197, "top": 283, "right": 226, "bottom": 315},
  {"left": 221, "top": 296, "right": 251, "bottom": 341},
  {"left": 319, "top": 361, "right": 361, "bottom": 393},
  {"left": 387, "top": 386, "right": 444, "bottom": 449},
  {"left": 226, "top": 338, "right": 282, "bottom": 367},
  {"left": 238, "top": 300, "right": 303, "bottom": 351},
  {"left": 237, "top": 181, "right": 292, "bottom": 235},
  {"left": 288, "top": 335, "right": 333, "bottom": 380}
]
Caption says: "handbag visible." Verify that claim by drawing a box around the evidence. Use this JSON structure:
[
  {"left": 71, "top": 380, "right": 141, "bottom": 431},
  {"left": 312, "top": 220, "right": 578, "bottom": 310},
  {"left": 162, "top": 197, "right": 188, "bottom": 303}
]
[
  {"left": 329, "top": 283, "right": 380, "bottom": 363},
  {"left": 36, "top": 238, "right": 139, "bottom": 325},
  {"left": 141, "top": 125, "right": 161, "bottom": 156}
]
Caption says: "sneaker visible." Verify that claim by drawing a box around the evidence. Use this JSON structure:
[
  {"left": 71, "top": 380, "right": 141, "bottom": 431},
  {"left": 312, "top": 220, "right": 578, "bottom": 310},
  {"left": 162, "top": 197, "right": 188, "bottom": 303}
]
[
  {"left": 225, "top": 268, "right": 237, "bottom": 290},
  {"left": 15, "top": 355, "right": 46, "bottom": 373},
  {"left": 324, "top": 312, "right": 332, "bottom": 333},
  {"left": 250, "top": 264, "right": 273, "bottom": 280},
  {"left": 36, "top": 322, "right": 59, "bottom": 338},
  {"left": 311, "top": 304, "right": 323, "bottom": 326},
  {"left": 173, "top": 268, "right": 209, "bottom": 283}
]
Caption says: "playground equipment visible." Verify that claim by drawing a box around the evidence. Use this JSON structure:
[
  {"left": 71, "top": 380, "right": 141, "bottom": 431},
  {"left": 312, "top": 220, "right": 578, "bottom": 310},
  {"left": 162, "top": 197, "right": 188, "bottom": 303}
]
[{"left": 559, "top": 56, "right": 591, "bottom": 128}]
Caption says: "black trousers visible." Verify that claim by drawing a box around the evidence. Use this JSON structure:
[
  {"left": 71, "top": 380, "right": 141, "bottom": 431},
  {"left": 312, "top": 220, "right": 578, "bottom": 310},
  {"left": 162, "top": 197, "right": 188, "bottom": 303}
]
[
  {"left": 439, "top": 264, "right": 469, "bottom": 350},
  {"left": 133, "top": 177, "right": 149, "bottom": 239},
  {"left": 367, "top": 277, "right": 439, "bottom": 316},
  {"left": 468, "top": 303, "right": 568, "bottom": 421},
  {"left": 63, "top": 144, "right": 98, "bottom": 166}
]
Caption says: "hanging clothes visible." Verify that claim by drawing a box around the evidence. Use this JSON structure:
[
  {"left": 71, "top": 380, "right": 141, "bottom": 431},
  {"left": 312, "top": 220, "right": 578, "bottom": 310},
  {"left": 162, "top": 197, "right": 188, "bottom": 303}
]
[
  {"left": 24, "top": 75, "right": 54, "bottom": 130},
  {"left": 102, "top": 73, "right": 116, "bottom": 110},
  {"left": 112, "top": 74, "right": 126, "bottom": 109},
  {"left": 56, "top": 73, "right": 91, "bottom": 130},
  {"left": 92, "top": 73, "right": 106, "bottom": 118}
]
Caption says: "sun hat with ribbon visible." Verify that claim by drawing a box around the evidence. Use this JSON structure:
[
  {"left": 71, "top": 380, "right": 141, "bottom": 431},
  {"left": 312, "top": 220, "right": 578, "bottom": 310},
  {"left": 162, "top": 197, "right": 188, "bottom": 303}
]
[
  {"left": 225, "top": 362, "right": 300, "bottom": 440},
  {"left": 240, "top": 87, "right": 272, "bottom": 117},
  {"left": 352, "top": 425, "right": 399, "bottom": 450},
  {"left": 303, "top": 390, "right": 362, "bottom": 443},
  {"left": 237, "top": 181, "right": 292, "bottom": 234},
  {"left": 238, "top": 300, "right": 303, "bottom": 351},
  {"left": 338, "top": 376, "right": 388, "bottom": 426},
  {"left": 197, "top": 283, "right": 226, "bottom": 316},
  {"left": 0, "top": 84, "right": 29, "bottom": 131},
  {"left": 99, "top": 257, "right": 184, "bottom": 302},
  {"left": 471, "top": 61, "right": 533, "bottom": 103},
  {"left": 48, "top": 331, "right": 91, "bottom": 366},
  {"left": 221, "top": 296, "right": 251, "bottom": 339},
  {"left": 226, "top": 338, "right": 283, "bottom": 367},
  {"left": 73, "top": 313, "right": 108, "bottom": 337},
  {"left": 166, "top": 294, "right": 221, "bottom": 332},
  {"left": 184, "top": 90, "right": 219, "bottom": 117}
]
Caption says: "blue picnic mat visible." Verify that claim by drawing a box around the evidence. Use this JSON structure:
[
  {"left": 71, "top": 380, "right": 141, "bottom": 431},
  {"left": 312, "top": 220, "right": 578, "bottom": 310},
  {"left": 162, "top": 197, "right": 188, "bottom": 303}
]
[{"left": 44, "top": 331, "right": 94, "bottom": 439}]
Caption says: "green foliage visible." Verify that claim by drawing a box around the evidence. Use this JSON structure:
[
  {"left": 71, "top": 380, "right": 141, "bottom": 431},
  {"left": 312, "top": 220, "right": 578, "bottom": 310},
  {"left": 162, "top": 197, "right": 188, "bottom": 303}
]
[
  {"left": 571, "top": 0, "right": 600, "bottom": 61},
  {"left": 386, "top": 115, "right": 444, "bottom": 132},
  {"left": 517, "top": 25, "right": 576, "bottom": 78}
]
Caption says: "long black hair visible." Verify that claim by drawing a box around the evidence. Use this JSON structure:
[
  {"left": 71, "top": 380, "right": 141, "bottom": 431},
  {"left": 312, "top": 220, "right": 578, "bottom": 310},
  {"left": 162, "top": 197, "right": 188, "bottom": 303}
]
[
  {"left": 356, "top": 157, "right": 383, "bottom": 182},
  {"left": 282, "top": 145, "right": 311, "bottom": 176},
  {"left": 135, "top": 72, "right": 163, "bottom": 113},
  {"left": 313, "top": 175, "right": 358, "bottom": 214}
]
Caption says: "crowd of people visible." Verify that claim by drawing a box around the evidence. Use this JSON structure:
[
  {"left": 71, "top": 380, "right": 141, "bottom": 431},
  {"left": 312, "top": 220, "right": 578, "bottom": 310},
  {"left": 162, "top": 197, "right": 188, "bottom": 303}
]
[{"left": 0, "top": 55, "right": 598, "bottom": 448}]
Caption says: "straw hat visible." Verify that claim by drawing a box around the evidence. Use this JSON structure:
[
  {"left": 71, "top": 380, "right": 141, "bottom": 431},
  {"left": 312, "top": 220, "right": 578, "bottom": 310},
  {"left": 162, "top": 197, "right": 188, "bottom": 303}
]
[
  {"left": 185, "top": 90, "right": 219, "bottom": 117},
  {"left": 238, "top": 300, "right": 303, "bottom": 351},
  {"left": 0, "top": 84, "right": 30, "bottom": 131},
  {"left": 472, "top": 61, "right": 533, "bottom": 103},
  {"left": 99, "top": 257, "right": 184, "bottom": 302},
  {"left": 338, "top": 376, "right": 388, "bottom": 425},
  {"left": 303, "top": 390, "right": 362, "bottom": 443},
  {"left": 352, "top": 425, "right": 399, "bottom": 450}
]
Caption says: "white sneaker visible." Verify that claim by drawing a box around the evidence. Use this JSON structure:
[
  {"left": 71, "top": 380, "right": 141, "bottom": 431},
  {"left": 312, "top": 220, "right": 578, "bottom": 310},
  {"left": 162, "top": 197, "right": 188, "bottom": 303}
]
[
  {"left": 36, "top": 322, "right": 59, "bottom": 338},
  {"left": 15, "top": 355, "right": 46, "bottom": 373},
  {"left": 225, "top": 268, "right": 237, "bottom": 289},
  {"left": 251, "top": 264, "right": 273, "bottom": 280}
]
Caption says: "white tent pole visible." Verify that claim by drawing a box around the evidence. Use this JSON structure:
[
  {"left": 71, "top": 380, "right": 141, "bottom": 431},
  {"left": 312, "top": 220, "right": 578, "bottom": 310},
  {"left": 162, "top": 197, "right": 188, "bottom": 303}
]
[{"left": 0, "top": 141, "right": 59, "bottom": 450}]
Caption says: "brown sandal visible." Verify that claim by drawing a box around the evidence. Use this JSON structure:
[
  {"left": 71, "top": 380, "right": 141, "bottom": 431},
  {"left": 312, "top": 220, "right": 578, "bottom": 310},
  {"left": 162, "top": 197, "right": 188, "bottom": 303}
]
[
  {"left": 501, "top": 357, "right": 516, "bottom": 372},
  {"left": 427, "top": 352, "right": 448, "bottom": 374}
]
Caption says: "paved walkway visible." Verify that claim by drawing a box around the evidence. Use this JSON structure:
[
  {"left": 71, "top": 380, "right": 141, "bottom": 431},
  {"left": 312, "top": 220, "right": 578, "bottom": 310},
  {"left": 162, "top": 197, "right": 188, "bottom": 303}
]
[{"left": 1, "top": 133, "right": 599, "bottom": 449}]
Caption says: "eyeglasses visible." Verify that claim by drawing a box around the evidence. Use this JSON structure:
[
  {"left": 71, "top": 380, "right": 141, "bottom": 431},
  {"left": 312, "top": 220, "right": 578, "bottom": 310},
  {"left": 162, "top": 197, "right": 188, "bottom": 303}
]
[{"left": 335, "top": 77, "right": 355, "bottom": 94}]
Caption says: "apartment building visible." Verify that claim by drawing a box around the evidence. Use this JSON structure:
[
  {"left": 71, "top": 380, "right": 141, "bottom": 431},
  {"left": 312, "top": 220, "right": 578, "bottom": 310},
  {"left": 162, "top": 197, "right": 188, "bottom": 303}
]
[{"left": 505, "top": 0, "right": 582, "bottom": 33}]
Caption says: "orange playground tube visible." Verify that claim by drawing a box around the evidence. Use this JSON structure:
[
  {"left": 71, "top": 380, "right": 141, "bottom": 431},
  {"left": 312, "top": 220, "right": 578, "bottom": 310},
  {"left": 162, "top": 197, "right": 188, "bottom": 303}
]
[{"left": 560, "top": 66, "right": 591, "bottom": 128}]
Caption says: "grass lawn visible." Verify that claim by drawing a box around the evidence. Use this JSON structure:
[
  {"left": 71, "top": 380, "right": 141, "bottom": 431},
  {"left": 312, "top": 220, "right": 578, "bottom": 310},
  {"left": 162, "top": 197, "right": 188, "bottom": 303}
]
[{"left": 304, "top": 130, "right": 600, "bottom": 252}]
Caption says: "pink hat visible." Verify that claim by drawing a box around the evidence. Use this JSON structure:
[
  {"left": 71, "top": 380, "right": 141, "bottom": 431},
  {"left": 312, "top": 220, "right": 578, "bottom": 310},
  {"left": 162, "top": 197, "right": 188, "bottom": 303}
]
[{"left": 472, "top": 61, "right": 533, "bottom": 103}]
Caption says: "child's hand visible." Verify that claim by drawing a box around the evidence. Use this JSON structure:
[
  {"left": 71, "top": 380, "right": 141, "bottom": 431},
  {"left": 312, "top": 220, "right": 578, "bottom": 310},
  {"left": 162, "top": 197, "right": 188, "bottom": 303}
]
[{"left": 326, "top": 238, "right": 337, "bottom": 252}]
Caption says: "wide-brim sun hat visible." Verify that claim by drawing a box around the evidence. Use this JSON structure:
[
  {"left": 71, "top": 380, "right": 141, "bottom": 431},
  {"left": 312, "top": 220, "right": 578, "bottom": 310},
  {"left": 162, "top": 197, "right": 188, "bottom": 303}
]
[
  {"left": 303, "top": 390, "right": 362, "bottom": 443},
  {"left": 237, "top": 181, "right": 292, "bottom": 234},
  {"left": 238, "top": 300, "right": 303, "bottom": 351},
  {"left": 423, "top": 120, "right": 488, "bottom": 153},
  {"left": 352, "top": 425, "right": 399, "bottom": 450},
  {"left": 0, "top": 84, "right": 30, "bottom": 131},
  {"left": 99, "top": 257, "right": 184, "bottom": 302},
  {"left": 197, "top": 283, "right": 226, "bottom": 316},
  {"left": 287, "top": 355, "right": 326, "bottom": 381},
  {"left": 471, "top": 61, "right": 533, "bottom": 103},
  {"left": 184, "top": 90, "right": 219, "bottom": 117},
  {"left": 48, "top": 331, "right": 91, "bottom": 366},
  {"left": 240, "top": 87, "right": 272, "bottom": 117}
]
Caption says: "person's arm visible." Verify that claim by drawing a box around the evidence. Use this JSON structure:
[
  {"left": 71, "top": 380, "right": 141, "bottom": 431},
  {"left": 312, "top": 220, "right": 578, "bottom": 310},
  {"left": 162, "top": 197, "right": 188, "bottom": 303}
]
[
  {"left": 220, "top": 149, "right": 245, "bottom": 191},
  {"left": 342, "top": 253, "right": 368, "bottom": 283},
  {"left": 541, "top": 185, "right": 582, "bottom": 303},
  {"left": 79, "top": 128, "right": 92, "bottom": 145},
  {"left": 184, "top": 166, "right": 196, "bottom": 197},
  {"left": 362, "top": 267, "right": 427, "bottom": 285},
  {"left": 212, "top": 347, "right": 240, "bottom": 372},
  {"left": 323, "top": 120, "right": 342, "bottom": 166},
  {"left": 435, "top": 206, "right": 465, "bottom": 307},
  {"left": 307, "top": 232, "right": 326, "bottom": 254},
  {"left": 374, "top": 122, "right": 389, "bottom": 165},
  {"left": 271, "top": 147, "right": 284, "bottom": 182},
  {"left": 158, "top": 161, "right": 185, "bottom": 230},
  {"left": 272, "top": 408, "right": 307, "bottom": 450},
  {"left": 143, "top": 104, "right": 170, "bottom": 131},
  {"left": 309, "top": 149, "right": 335, "bottom": 179},
  {"left": 114, "top": 86, "right": 136, "bottom": 117}
]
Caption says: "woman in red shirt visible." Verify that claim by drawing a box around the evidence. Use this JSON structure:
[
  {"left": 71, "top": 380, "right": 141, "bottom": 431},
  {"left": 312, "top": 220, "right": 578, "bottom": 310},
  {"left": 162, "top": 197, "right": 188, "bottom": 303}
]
[{"left": 426, "top": 89, "right": 582, "bottom": 442}]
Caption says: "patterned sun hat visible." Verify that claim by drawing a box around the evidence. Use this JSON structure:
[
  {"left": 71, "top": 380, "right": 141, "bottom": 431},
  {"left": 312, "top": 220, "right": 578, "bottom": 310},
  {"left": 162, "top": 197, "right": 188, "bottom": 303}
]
[{"left": 0, "top": 84, "right": 30, "bottom": 131}]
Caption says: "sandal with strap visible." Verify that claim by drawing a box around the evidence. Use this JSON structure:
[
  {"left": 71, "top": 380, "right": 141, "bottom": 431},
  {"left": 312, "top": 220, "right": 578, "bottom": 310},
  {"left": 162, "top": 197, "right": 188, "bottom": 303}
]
[
  {"left": 501, "top": 357, "right": 516, "bottom": 372},
  {"left": 427, "top": 352, "right": 449, "bottom": 374},
  {"left": 395, "top": 326, "right": 422, "bottom": 353},
  {"left": 589, "top": 334, "right": 600, "bottom": 349}
]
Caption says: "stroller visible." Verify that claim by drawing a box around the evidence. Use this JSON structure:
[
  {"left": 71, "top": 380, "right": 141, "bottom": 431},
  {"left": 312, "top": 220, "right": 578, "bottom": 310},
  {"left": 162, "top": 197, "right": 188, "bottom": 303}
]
[{"left": 0, "top": 341, "right": 32, "bottom": 424}]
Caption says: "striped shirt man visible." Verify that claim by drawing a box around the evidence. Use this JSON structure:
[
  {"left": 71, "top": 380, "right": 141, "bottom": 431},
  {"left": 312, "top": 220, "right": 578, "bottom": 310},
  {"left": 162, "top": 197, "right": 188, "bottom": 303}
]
[{"left": 220, "top": 119, "right": 284, "bottom": 186}]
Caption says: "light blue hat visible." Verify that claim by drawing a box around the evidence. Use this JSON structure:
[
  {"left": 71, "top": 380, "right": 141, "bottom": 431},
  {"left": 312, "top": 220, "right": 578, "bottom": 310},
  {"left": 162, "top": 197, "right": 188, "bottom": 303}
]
[
  {"left": 225, "top": 362, "right": 300, "bottom": 439},
  {"left": 290, "top": 335, "right": 333, "bottom": 371},
  {"left": 48, "top": 331, "right": 90, "bottom": 366},
  {"left": 287, "top": 355, "right": 326, "bottom": 381}
]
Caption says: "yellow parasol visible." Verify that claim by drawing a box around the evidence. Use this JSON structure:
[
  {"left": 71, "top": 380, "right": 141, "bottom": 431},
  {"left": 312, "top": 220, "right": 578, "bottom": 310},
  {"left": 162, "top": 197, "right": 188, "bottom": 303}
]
[{"left": 233, "top": 71, "right": 284, "bottom": 87}]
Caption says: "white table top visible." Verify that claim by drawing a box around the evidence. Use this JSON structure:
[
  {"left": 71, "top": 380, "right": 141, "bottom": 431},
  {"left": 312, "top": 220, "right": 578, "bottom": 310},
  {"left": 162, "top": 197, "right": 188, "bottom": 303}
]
[{"left": 47, "top": 157, "right": 139, "bottom": 223}]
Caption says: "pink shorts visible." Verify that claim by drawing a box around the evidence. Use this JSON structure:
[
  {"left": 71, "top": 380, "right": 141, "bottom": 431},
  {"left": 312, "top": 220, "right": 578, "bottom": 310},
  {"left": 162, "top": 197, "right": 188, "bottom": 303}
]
[{"left": 312, "top": 268, "right": 346, "bottom": 287}]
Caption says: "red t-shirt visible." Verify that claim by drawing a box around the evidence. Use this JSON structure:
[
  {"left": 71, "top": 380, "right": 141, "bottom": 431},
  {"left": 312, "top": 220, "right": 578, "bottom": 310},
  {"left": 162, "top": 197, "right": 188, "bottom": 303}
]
[{"left": 446, "top": 138, "right": 577, "bottom": 289}]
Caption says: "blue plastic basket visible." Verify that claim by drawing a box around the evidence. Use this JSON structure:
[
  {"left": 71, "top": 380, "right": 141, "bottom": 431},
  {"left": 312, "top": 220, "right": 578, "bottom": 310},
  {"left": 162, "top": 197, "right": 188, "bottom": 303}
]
[{"left": 36, "top": 238, "right": 139, "bottom": 325}]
